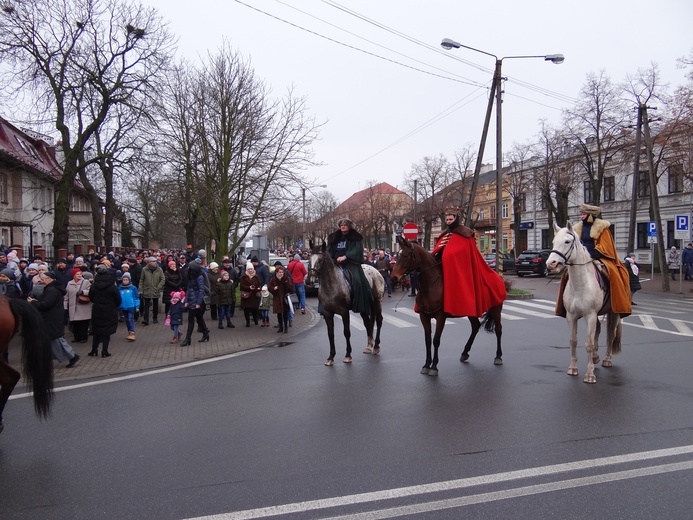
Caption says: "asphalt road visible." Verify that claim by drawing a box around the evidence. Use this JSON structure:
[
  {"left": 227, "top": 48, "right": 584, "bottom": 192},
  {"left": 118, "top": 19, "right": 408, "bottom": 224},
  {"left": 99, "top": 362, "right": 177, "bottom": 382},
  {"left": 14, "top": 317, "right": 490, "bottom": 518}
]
[{"left": 1, "top": 279, "right": 692, "bottom": 519}]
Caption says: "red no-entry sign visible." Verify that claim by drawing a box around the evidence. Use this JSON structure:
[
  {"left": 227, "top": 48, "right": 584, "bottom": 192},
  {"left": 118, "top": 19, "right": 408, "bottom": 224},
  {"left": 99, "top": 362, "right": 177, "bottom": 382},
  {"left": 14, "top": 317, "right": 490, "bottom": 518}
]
[{"left": 402, "top": 222, "right": 418, "bottom": 240}]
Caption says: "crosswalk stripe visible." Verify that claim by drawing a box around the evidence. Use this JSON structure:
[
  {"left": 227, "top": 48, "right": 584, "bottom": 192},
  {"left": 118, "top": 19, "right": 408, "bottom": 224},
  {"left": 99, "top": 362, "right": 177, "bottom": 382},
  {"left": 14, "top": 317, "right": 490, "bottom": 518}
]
[
  {"left": 501, "top": 306, "right": 558, "bottom": 318},
  {"left": 334, "top": 315, "right": 365, "bottom": 331},
  {"left": 633, "top": 304, "right": 685, "bottom": 314},
  {"left": 501, "top": 313, "right": 524, "bottom": 321},
  {"left": 507, "top": 300, "right": 556, "bottom": 311},
  {"left": 382, "top": 314, "right": 417, "bottom": 328},
  {"left": 671, "top": 319, "right": 693, "bottom": 335},
  {"left": 638, "top": 314, "right": 656, "bottom": 329}
]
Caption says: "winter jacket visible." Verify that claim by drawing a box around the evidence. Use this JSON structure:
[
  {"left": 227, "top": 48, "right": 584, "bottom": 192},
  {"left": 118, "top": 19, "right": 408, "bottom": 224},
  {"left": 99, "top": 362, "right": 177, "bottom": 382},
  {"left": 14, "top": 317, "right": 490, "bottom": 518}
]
[
  {"left": 139, "top": 264, "right": 165, "bottom": 299},
  {"left": 30, "top": 280, "right": 66, "bottom": 340},
  {"left": 185, "top": 263, "right": 206, "bottom": 307},
  {"left": 268, "top": 273, "right": 294, "bottom": 314},
  {"left": 64, "top": 278, "right": 92, "bottom": 322},
  {"left": 118, "top": 282, "right": 140, "bottom": 311},
  {"left": 258, "top": 292, "right": 273, "bottom": 311},
  {"left": 167, "top": 301, "right": 184, "bottom": 326},
  {"left": 682, "top": 246, "right": 693, "bottom": 265},
  {"left": 239, "top": 273, "right": 261, "bottom": 309},
  {"left": 287, "top": 259, "right": 307, "bottom": 284},
  {"left": 208, "top": 270, "right": 222, "bottom": 305},
  {"left": 214, "top": 279, "right": 236, "bottom": 305},
  {"left": 162, "top": 268, "right": 183, "bottom": 305},
  {"left": 89, "top": 272, "right": 121, "bottom": 336}
]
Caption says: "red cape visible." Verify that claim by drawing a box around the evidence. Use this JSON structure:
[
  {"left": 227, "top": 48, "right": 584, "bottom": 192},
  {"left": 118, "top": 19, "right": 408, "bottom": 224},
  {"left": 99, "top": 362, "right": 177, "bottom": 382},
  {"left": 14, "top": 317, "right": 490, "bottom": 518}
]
[{"left": 439, "top": 232, "right": 506, "bottom": 317}]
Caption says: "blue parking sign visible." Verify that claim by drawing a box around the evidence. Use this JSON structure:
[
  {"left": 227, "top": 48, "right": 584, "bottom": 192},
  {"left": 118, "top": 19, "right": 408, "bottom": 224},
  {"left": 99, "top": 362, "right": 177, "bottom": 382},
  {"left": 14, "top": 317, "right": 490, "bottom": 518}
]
[
  {"left": 675, "top": 215, "right": 690, "bottom": 239},
  {"left": 647, "top": 222, "right": 656, "bottom": 236}
]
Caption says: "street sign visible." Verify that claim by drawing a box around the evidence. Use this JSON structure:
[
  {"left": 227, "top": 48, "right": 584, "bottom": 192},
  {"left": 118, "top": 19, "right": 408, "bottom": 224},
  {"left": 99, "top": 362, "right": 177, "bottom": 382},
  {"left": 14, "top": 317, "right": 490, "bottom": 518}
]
[
  {"left": 402, "top": 222, "right": 418, "bottom": 240},
  {"left": 647, "top": 222, "right": 657, "bottom": 237},
  {"left": 648, "top": 236, "right": 658, "bottom": 244},
  {"left": 675, "top": 214, "right": 690, "bottom": 240}
]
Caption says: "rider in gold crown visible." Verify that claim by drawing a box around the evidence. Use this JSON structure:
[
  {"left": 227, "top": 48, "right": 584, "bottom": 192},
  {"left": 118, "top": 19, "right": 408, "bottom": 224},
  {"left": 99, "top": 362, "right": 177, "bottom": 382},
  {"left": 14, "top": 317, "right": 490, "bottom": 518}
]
[{"left": 555, "top": 204, "right": 631, "bottom": 318}]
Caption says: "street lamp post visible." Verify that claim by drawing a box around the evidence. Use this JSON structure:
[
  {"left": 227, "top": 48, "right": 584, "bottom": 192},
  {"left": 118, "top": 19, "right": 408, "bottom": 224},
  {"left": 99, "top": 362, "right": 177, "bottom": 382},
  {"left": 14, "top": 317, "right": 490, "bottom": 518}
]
[{"left": 441, "top": 38, "right": 564, "bottom": 274}]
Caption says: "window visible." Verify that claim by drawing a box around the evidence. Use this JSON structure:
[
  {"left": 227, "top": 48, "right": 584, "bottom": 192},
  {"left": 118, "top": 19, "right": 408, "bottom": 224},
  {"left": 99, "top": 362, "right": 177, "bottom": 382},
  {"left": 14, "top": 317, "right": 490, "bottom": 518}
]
[
  {"left": 478, "top": 209, "right": 485, "bottom": 220},
  {"left": 501, "top": 203, "right": 508, "bottom": 219},
  {"left": 636, "top": 222, "right": 648, "bottom": 250},
  {"left": 31, "top": 180, "right": 38, "bottom": 209},
  {"left": 637, "top": 170, "right": 650, "bottom": 198},
  {"left": 0, "top": 172, "right": 7, "bottom": 203},
  {"left": 603, "top": 177, "right": 615, "bottom": 202},
  {"left": 490, "top": 205, "right": 496, "bottom": 221},
  {"left": 541, "top": 228, "right": 551, "bottom": 250},
  {"left": 540, "top": 193, "right": 548, "bottom": 210},
  {"left": 668, "top": 164, "right": 684, "bottom": 193},
  {"left": 583, "top": 180, "right": 594, "bottom": 204},
  {"left": 518, "top": 192, "right": 526, "bottom": 212}
]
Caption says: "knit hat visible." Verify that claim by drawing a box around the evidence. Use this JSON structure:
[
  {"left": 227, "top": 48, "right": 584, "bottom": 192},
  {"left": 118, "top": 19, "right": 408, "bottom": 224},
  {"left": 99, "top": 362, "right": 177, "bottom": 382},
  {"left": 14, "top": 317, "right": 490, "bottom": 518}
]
[
  {"left": 168, "top": 260, "right": 176, "bottom": 269},
  {"left": 209, "top": 262, "right": 219, "bottom": 270},
  {"left": 75, "top": 257, "right": 84, "bottom": 264},
  {"left": 94, "top": 263, "right": 108, "bottom": 274},
  {"left": 246, "top": 262, "right": 254, "bottom": 272},
  {"left": 251, "top": 256, "right": 259, "bottom": 263},
  {"left": 27, "top": 263, "right": 39, "bottom": 271},
  {"left": 147, "top": 256, "right": 157, "bottom": 263},
  {"left": 121, "top": 272, "right": 131, "bottom": 281},
  {"left": 261, "top": 284, "right": 269, "bottom": 296},
  {"left": 0, "top": 267, "right": 16, "bottom": 280},
  {"left": 171, "top": 290, "right": 185, "bottom": 301},
  {"left": 82, "top": 272, "right": 94, "bottom": 280},
  {"left": 101, "top": 259, "right": 111, "bottom": 268},
  {"left": 198, "top": 249, "right": 206, "bottom": 257},
  {"left": 293, "top": 254, "right": 301, "bottom": 261}
]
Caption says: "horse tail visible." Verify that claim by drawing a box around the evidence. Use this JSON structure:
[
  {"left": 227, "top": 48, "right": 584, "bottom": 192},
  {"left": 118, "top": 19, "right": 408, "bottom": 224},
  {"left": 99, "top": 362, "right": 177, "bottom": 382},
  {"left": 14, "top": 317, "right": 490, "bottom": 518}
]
[
  {"left": 9, "top": 299, "right": 54, "bottom": 418},
  {"left": 481, "top": 312, "right": 495, "bottom": 334},
  {"left": 609, "top": 312, "right": 622, "bottom": 356}
]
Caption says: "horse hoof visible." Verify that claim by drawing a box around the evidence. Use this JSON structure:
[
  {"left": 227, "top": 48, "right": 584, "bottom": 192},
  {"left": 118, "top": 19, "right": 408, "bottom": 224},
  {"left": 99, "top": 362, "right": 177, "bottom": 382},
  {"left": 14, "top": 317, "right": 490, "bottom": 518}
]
[
  {"left": 460, "top": 353, "right": 470, "bottom": 363},
  {"left": 343, "top": 357, "right": 352, "bottom": 364},
  {"left": 363, "top": 347, "right": 373, "bottom": 354},
  {"left": 583, "top": 375, "right": 597, "bottom": 384},
  {"left": 602, "top": 359, "right": 612, "bottom": 368},
  {"left": 494, "top": 357, "right": 503, "bottom": 366},
  {"left": 567, "top": 368, "right": 579, "bottom": 376},
  {"left": 373, "top": 347, "right": 380, "bottom": 356},
  {"left": 421, "top": 367, "right": 430, "bottom": 375},
  {"left": 592, "top": 356, "right": 601, "bottom": 364},
  {"left": 324, "top": 359, "right": 334, "bottom": 366},
  {"left": 428, "top": 369, "right": 439, "bottom": 377}
]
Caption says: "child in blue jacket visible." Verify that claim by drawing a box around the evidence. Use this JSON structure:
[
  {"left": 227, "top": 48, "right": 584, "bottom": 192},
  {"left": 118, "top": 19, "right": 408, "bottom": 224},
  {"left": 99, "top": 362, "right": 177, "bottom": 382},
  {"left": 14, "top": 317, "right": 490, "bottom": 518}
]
[
  {"left": 118, "top": 272, "right": 140, "bottom": 341},
  {"left": 167, "top": 291, "right": 185, "bottom": 344}
]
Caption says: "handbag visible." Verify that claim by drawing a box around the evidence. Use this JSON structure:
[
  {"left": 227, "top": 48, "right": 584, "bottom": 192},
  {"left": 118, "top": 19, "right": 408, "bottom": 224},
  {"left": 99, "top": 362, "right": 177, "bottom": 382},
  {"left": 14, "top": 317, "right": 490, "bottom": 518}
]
[
  {"left": 240, "top": 291, "right": 252, "bottom": 299},
  {"left": 76, "top": 280, "right": 90, "bottom": 304}
]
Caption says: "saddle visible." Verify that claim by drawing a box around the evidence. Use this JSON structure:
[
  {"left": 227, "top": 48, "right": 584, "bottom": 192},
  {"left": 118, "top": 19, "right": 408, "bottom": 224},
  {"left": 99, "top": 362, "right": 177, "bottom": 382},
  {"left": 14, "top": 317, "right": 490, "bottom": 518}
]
[
  {"left": 592, "top": 260, "right": 611, "bottom": 315},
  {"left": 339, "top": 267, "right": 355, "bottom": 308}
]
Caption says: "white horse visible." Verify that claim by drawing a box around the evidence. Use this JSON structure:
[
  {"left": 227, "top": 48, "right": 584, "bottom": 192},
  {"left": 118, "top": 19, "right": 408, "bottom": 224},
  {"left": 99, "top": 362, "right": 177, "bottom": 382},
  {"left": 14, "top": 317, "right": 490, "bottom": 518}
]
[{"left": 546, "top": 222, "right": 622, "bottom": 384}]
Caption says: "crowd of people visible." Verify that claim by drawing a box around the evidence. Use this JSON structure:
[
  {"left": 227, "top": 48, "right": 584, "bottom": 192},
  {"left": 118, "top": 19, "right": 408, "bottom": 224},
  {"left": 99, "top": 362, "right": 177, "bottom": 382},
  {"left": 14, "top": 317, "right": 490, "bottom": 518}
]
[{"left": 0, "top": 247, "right": 307, "bottom": 367}]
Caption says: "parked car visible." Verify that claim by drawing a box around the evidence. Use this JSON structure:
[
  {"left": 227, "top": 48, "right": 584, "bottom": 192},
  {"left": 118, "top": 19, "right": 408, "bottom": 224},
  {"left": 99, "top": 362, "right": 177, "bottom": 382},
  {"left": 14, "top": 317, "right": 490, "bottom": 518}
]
[
  {"left": 483, "top": 253, "right": 516, "bottom": 273},
  {"left": 515, "top": 250, "right": 552, "bottom": 277}
]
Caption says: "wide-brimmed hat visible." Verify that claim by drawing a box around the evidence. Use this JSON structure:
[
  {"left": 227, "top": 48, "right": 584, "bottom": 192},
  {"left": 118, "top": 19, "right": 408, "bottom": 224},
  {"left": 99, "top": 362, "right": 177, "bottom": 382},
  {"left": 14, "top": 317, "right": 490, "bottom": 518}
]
[{"left": 338, "top": 218, "right": 354, "bottom": 228}]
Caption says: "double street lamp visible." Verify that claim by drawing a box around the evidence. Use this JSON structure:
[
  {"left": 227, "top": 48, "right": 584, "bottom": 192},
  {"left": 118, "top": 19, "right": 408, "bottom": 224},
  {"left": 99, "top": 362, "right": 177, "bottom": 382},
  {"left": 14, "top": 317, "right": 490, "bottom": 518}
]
[{"left": 441, "top": 38, "right": 564, "bottom": 274}]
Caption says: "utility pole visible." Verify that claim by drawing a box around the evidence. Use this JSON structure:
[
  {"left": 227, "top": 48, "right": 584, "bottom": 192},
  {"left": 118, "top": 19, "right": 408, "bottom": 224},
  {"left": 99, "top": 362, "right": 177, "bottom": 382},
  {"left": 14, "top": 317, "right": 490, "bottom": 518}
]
[
  {"left": 626, "top": 105, "right": 643, "bottom": 256},
  {"left": 642, "top": 104, "right": 669, "bottom": 292}
]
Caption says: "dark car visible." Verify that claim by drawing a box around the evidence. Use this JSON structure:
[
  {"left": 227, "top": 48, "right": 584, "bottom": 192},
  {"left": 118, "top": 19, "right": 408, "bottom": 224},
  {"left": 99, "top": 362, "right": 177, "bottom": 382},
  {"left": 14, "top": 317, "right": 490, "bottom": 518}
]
[
  {"left": 515, "top": 250, "right": 552, "bottom": 277},
  {"left": 483, "top": 253, "right": 516, "bottom": 273}
]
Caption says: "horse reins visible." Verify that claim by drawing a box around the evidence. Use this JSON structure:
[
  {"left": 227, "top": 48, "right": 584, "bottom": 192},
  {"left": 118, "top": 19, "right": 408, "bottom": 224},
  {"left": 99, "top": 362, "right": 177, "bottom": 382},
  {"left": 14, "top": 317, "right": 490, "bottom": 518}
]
[{"left": 550, "top": 230, "right": 593, "bottom": 267}]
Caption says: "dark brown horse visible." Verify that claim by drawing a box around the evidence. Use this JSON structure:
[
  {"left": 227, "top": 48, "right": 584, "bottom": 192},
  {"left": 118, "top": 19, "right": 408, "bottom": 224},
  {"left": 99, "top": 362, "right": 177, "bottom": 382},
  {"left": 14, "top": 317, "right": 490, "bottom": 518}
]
[
  {"left": 0, "top": 296, "right": 54, "bottom": 434},
  {"left": 391, "top": 236, "right": 504, "bottom": 376}
]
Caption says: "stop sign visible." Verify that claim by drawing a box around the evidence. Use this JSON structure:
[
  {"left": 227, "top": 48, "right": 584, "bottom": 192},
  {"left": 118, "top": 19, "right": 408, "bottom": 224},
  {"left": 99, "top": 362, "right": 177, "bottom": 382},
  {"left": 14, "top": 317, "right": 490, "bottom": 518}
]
[{"left": 402, "top": 222, "right": 418, "bottom": 240}]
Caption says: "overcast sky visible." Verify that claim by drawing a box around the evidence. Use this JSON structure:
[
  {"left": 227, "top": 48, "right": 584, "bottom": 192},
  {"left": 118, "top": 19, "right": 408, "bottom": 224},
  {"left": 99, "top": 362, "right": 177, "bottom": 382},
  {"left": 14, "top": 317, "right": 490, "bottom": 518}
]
[{"left": 145, "top": 0, "right": 692, "bottom": 202}]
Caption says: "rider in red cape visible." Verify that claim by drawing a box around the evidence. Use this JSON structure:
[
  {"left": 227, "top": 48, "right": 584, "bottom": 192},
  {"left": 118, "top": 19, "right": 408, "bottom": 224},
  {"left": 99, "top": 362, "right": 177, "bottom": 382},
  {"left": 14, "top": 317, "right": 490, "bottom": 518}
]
[{"left": 431, "top": 208, "right": 507, "bottom": 317}]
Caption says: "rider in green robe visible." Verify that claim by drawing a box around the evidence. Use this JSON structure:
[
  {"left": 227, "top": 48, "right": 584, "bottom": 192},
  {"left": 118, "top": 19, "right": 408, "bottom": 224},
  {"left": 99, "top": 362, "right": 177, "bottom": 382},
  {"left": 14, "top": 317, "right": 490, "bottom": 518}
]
[{"left": 327, "top": 218, "right": 373, "bottom": 314}]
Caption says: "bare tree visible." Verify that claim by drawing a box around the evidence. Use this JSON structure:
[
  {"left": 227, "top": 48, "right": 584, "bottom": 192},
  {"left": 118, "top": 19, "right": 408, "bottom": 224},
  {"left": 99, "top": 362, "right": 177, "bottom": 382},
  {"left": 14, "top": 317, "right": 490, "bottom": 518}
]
[
  {"left": 563, "top": 71, "right": 630, "bottom": 205},
  {"left": 0, "top": 0, "right": 175, "bottom": 253},
  {"left": 506, "top": 142, "right": 534, "bottom": 252}
]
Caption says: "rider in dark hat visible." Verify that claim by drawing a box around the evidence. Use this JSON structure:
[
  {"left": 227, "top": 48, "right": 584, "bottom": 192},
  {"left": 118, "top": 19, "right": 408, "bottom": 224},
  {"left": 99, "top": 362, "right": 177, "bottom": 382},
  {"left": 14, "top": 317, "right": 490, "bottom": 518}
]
[{"left": 327, "top": 218, "right": 373, "bottom": 313}]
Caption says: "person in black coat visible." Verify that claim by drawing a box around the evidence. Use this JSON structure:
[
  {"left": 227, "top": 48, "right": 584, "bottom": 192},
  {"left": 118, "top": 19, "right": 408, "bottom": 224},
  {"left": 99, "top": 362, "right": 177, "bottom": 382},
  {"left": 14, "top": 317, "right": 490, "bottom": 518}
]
[
  {"left": 180, "top": 261, "right": 210, "bottom": 346},
  {"left": 88, "top": 264, "right": 121, "bottom": 357},
  {"left": 27, "top": 270, "right": 80, "bottom": 368}
]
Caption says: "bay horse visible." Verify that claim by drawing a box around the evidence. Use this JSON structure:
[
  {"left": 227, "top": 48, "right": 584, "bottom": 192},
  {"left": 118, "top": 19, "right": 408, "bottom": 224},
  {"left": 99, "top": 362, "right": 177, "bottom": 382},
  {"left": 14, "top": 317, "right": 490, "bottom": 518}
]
[
  {"left": 309, "top": 240, "right": 384, "bottom": 366},
  {"left": 0, "top": 295, "right": 54, "bottom": 434},
  {"left": 390, "top": 236, "right": 504, "bottom": 376},
  {"left": 546, "top": 222, "right": 622, "bottom": 384}
]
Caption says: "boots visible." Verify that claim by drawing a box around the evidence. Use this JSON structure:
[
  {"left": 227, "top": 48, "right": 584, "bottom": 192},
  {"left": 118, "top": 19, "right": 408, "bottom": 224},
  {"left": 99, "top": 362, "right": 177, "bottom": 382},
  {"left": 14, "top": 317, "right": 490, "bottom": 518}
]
[
  {"left": 199, "top": 330, "right": 210, "bottom": 342},
  {"left": 180, "top": 336, "right": 191, "bottom": 347},
  {"left": 218, "top": 322, "right": 224, "bottom": 329},
  {"left": 101, "top": 350, "right": 111, "bottom": 358},
  {"left": 170, "top": 335, "right": 179, "bottom": 344},
  {"left": 227, "top": 321, "right": 235, "bottom": 328},
  {"left": 88, "top": 349, "right": 98, "bottom": 357},
  {"left": 127, "top": 331, "right": 136, "bottom": 342}
]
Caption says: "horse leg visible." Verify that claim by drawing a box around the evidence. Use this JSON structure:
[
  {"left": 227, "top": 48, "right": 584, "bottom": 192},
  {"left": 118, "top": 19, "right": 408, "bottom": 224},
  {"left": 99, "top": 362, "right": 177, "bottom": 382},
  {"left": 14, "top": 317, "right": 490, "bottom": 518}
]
[
  {"left": 493, "top": 308, "right": 503, "bottom": 365},
  {"left": 428, "top": 314, "right": 446, "bottom": 376},
  {"left": 592, "top": 317, "right": 602, "bottom": 365},
  {"left": 602, "top": 313, "right": 621, "bottom": 367},
  {"left": 323, "top": 313, "right": 337, "bottom": 366},
  {"left": 361, "top": 310, "right": 376, "bottom": 355},
  {"left": 420, "top": 316, "right": 433, "bottom": 375},
  {"left": 583, "top": 313, "right": 598, "bottom": 384},
  {"left": 0, "top": 357, "right": 21, "bottom": 434},
  {"left": 342, "top": 312, "right": 352, "bottom": 364},
  {"left": 566, "top": 314, "right": 579, "bottom": 377},
  {"left": 372, "top": 302, "right": 383, "bottom": 355},
  {"left": 460, "top": 317, "right": 480, "bottom": 363}
]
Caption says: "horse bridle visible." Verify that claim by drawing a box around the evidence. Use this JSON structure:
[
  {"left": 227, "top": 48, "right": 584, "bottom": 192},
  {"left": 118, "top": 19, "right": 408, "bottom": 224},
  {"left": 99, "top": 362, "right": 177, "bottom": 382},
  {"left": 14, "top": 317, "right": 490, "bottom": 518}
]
[{"left": 550, "top": 230, "right": 592, "bottom": 266}]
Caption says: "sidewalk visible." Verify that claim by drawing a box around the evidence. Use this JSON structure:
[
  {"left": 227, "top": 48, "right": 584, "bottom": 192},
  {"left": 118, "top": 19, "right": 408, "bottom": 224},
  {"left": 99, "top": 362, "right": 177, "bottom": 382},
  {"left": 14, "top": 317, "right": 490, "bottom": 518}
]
[
  {"left": 9, "top": 306, "right": 322, "bottom": 385},
  {"left": 637, "top": 272, "right": 693, "bottom": 298}
]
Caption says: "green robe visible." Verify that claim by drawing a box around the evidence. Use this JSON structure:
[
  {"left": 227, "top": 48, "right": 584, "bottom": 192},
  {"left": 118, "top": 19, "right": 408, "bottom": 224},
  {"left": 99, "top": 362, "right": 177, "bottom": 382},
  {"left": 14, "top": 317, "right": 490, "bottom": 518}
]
[{"left": 327, "top": 228, "right": 372, "bottom": 313}]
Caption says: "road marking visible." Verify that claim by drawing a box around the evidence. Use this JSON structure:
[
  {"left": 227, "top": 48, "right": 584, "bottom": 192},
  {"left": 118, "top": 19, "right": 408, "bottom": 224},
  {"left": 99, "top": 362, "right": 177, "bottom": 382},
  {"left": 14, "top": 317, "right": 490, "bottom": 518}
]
[
  {"left": 183, "top": 445, "right": 693, "bottom": 520},
  {"left": 500, "top": 306, "right": 557, "bottom": 319},
  {"left": 500, "top": 312, "right": 523, "bottom": 320},
  {"left": 671, "top": 319, "right": 693, "bottom": 335},
  {"left": 9, "top": 349, "right": 260, "bottom": 400},
  {"left": 638, "top": 314, "right": 656, "bottom": 329},
  {"left": 381, "top": 314, "right": 416, "bottom": 328},
  {"left": 507, "top": 300, "right": 556, "bottom": 311}
]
